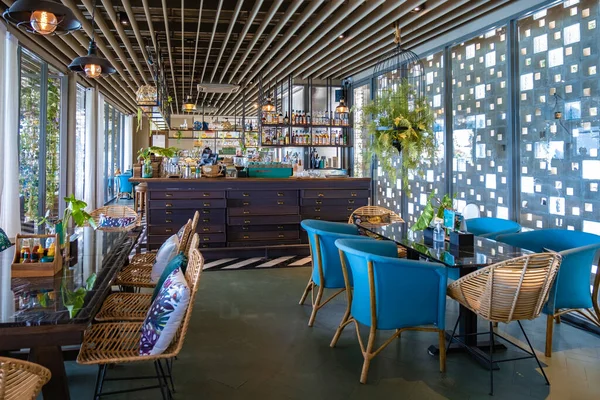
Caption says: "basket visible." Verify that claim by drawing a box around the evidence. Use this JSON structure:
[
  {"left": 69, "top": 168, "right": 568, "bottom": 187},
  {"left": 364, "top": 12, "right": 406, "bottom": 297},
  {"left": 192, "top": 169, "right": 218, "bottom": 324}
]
[
  {"left": 90, "top": 206, "right": 140, "bottom": 232},
  {"left": 11, "top": 234, "right": 63, "bottom": 277}
]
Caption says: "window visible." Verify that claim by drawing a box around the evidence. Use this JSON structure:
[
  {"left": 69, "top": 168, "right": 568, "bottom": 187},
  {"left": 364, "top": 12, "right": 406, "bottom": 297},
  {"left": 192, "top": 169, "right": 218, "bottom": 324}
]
[
  {"left": 18, "top": 47, "right": 64, "bottom": 228},
  {"left": 352, "top": 83, "right": 371, "bottom": 178},
  {"left": 518, "top": 0, "right": 600, "bottom": 232},
  {"left": 74, "top": 84, "right": 87, "bottom": 202},
  {"left": 451, "top": 27, "right": 509, "bottom": 219},
  {"left": 103, "top": 103, "right": 126, "bottom": 203}
]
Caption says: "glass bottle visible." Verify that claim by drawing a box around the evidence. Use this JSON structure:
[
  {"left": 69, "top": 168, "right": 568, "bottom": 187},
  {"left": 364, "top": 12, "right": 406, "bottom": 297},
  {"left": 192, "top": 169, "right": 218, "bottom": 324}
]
[
  {"left": 142, "top": 160, "right": 153, "bottom": 178},
  {"left": 433, "top": 220, "right": 445, "bottom": 243}
]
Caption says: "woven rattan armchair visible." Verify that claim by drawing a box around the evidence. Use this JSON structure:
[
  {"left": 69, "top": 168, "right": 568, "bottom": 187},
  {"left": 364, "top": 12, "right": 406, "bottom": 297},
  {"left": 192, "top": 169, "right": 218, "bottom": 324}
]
[
  {"left": 446, "top": 252, "right": 562, "bottom": 395},
  {"left": 77, "top": 245, "right": 205, "bottom": 399},
  {"left": 90, "top": 205, "right": 140, "bottom": 232},
  {"left": 129, "top": 211, "right": 200, "bottom": 266},
  {"left": 348, "top": 206, "right": 406, "bottom": 258},
  {"left": 96, "top": 235, "right": 201, "bottom": 322},
  {"left": 0, "top": 357, "right": 51, "bottom": 400},
  {"left": 115, "top": 217, "right": 194, "bottom": 289}
]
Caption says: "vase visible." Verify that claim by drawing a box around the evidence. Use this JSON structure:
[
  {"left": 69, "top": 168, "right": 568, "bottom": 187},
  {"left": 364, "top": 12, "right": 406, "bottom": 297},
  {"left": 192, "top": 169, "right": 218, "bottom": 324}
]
[{"left": 142, "top": 162, "right": 153, "bottom": 178}]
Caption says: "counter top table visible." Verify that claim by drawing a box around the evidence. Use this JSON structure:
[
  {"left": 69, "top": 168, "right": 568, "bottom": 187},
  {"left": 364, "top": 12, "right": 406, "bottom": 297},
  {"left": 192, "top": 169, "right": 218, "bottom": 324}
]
[
  {"left": 358, "top": 222, "right": 532, "bottom": 369},
  {"left": 0, "top": 227, "right": 139, "bottom": 399}
]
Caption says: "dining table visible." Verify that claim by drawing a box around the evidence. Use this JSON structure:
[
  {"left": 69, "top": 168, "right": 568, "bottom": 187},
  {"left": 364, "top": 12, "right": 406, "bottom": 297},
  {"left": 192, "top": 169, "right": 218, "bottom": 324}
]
[
  {"left": 358, "top": 222, "right": 532, "bottom": 369},
  {"left": 0, "top": 227, "right": 140, "bottom": 399}
]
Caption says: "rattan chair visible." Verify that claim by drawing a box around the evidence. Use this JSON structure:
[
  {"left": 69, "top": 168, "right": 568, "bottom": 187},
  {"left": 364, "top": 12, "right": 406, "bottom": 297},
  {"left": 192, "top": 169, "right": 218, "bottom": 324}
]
[
  {"left": 115, "top": 217, "right": 195, "bottom": 289},
  {"left": 77, "top": 245, "right": 205, "bottom": 400},
  {"left": 0, "top": 357, "right": 51, "bottom": 400},
  {"left": 446, "top": 252, "right": 562, "bottom": 395},
  {"left": 96, "top": 234, "right": 201, "bottom": 322},
  {"left": 348, "top": 206, "right": 406, "bottom": 258},
  {"left": 129, "top": 211, "right": 200, "bottom": 266},
  {"left": 90, "top": 205, "right": 140, "bottom": 232}
]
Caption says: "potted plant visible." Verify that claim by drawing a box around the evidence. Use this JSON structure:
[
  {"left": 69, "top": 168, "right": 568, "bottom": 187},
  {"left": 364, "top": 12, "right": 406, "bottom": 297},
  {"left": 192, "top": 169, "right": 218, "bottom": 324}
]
[
  {"left": 411, "top": 192, "right": 454, "bottom": 232},
  {"left": 361, "top": 79, "right": 436, "bottom": 191}
]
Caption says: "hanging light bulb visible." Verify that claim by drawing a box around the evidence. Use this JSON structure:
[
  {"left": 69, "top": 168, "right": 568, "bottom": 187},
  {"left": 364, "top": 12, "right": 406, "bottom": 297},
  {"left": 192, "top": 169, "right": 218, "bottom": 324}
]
[
  {"left": 183, "top": 96, "right": 197, "bottom": 112},
  {"left": 84, "top": 63, "right": 102, "bottom": 78},
  {"left": 30, "top": 10, "right": 58, "bottom": 35},
  {"left": 262, "top": 94, "right": 275, "bottom": 113},
  {"left": 335, "top": 98, "right": 349, "bottom": 114}
]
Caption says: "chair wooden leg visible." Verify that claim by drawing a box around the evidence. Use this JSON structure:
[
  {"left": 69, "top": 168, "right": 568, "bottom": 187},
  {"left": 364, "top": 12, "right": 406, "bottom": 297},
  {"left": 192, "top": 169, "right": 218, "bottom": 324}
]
[
  {"left": 330, "top": 305, "right": 352, "bottom": 348},
  {"left": 555, "top": 315, "right": 561, "bottom": 324},
  {"left": 545, "top": 314, "right": 554, "bottom": 357},
  {"left": 134, "top": 192, "right": 139, "bottom": 213},
  {"left": 360, "top": 328, "right": 377, "bottom": 384},
  {"left": 308, "top": 284, "right": 324, "bottom": 327},
  {"left": 299, "top": 278, "right": 313, "bottom": 305},
  {"left": 438, "top": 330, "right": 446, "bottom": 373},
  {"left": 395, "top": 328, "right": 402, "bottom": 339}
]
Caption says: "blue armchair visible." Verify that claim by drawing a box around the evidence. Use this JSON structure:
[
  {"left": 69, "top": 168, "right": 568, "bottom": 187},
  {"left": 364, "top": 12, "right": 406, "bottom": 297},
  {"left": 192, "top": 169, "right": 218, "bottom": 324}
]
[
  {"left": 496, "top": 229, "right": 600, "bottom": 356},
  {"left": 333, "top": 238, "right": 447, "bottom": 384},
  {"left": 299, "top": 220, "right": 373, "bottom": 327},
  {"left": 116, "top": 172, "right": 133, "bottom": 201},
  {"left": 465, "top": 217, "right": 521, "bottom": 240}
]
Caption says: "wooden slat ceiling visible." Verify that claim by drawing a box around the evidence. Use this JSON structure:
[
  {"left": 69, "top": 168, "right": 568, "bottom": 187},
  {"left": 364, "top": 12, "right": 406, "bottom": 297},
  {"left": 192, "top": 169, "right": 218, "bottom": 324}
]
[{"left": 0, "top": 0, "right": 515, "bottom": 116}]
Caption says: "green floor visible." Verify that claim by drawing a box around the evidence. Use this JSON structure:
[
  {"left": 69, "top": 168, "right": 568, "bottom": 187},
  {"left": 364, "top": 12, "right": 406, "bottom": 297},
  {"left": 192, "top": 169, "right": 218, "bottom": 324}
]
[{"left": 67, "top": 267, "right": 600, "bottom": 400}]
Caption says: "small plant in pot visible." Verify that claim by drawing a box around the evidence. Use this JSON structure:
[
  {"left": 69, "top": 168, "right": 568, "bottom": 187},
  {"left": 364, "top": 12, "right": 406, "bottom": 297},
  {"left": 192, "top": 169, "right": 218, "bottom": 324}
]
[{"left": 361, "top": 79, "right": 436, "bottom": 192}]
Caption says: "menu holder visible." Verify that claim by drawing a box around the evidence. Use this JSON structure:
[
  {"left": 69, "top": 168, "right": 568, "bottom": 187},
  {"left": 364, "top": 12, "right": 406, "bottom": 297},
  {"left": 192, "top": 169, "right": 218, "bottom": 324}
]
[
  {"left": 449, "top": 231, "right": 474, "bottom": 247},
  {"left": 11, "top": 233, "right": 63, "bottom": 278}
]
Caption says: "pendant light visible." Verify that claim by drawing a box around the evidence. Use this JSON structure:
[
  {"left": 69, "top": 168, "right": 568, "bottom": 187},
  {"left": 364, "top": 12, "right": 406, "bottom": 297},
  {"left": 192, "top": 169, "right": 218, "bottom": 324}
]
[
  {"left": 68, "top": 0, "right": 115, "bottom": 78},
  {"left": 3, "top": 0, "right": 81, "bottom": 35},
  {"left": 262, "top": 91, "right": 276, "bottom": 113},
  {"left": 183, "top": 95, "right": 197, "bottom": 113},
  {"left": 335, "top": 97, "right": 349, "bottom": 114}
]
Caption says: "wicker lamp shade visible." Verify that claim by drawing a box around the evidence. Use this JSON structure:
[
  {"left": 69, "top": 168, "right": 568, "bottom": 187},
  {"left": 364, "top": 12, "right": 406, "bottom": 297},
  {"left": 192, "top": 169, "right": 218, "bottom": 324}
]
[{"left": 136, "top": 85, "right": 158, "bottom": 107}]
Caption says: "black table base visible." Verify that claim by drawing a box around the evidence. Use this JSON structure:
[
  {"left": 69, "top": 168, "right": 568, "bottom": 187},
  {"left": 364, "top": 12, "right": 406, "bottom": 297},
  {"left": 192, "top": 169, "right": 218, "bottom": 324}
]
[{"left": 427, "top": 330, "right": 507, "bottom": 370}]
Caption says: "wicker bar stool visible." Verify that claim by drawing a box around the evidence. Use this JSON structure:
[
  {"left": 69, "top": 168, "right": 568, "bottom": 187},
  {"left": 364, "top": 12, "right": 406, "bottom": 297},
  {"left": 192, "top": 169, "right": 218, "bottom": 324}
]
[
  {"left": 134, "top": 182, "right": 148, "bottom": 218},
  {"left": 129, "top": 211, "right": 200, "bottom": 267},
  {"left": 446, "top": 252, "right": 562, "bottom": 395},
  {"left": 77, "top": 246, "right": 205, "bottom": 400},
  {"left": 90, "top": 205, "right": 140, "bottom": 232},
  {"left": 0, "top": 357, "right": 51, "bottom": 400},
  {"left": 96, "top": 235, "right": 201, "bottom": 322},
  {"left": 348, "top": 206, "right": 406, "bottom": 258}
]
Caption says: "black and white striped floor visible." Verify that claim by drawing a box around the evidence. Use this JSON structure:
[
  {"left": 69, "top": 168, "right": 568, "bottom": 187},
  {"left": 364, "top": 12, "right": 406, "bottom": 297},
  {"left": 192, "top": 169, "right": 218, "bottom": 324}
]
[{"left": 203, "top": 255, "right": 312, "bottom": 271}]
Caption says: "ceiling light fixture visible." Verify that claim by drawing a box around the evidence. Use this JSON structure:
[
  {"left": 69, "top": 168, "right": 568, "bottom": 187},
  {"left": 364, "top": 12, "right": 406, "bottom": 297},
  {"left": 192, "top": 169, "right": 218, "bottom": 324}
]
[
  {"left": 118, "top": 11, "right": 129, "bottom": 26},
  {"left": 412, "top": 3, "right": 426, "bottom": 13},
  {"left": 2, "top": 0, "right": 81, "bottom": 35},
  {"left": 68, "top": 0, "right": 115, "bottom": 78},
  {"left": 183, "top": 95, "right": 197, "bottom": 113},
  {"left": 261, "top": 94, "right": 276, "bottom": 113},
  {"left": 335, "top": 97, "right": 349, "bottom": 114}
]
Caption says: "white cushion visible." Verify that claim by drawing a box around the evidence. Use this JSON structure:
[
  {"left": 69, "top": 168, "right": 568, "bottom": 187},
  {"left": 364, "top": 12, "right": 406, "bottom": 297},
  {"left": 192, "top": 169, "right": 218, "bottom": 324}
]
[
  {"left": 140, "top": 267, "right": 190, "bottom": 356},
  {"left": 151, "top": 234, "right": 180, "bottom": 282}
]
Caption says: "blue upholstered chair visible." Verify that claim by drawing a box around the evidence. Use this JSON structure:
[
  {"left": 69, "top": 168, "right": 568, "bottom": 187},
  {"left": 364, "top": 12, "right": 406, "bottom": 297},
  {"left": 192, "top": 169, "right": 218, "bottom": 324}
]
[
  {"left": 299, "top": 220, "right": 372, "bottom": 327},
  {"left": 496, "top": 229, "right": 600, "bottom": 356},
  {"left": 333, "top": 238, "right": 447, "bottom": 384},
  {"left": 465, "top": 217, "right": 521, "bottom": 240},
  {"left": 116, "top": 172, "right": 133, "bottom": 201}
]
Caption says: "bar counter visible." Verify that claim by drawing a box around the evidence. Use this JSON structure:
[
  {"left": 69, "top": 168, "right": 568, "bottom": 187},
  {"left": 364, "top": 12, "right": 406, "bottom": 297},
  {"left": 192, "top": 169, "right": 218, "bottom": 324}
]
[{"left": 130, "top": 177, "right": 371, "bottom": 252}]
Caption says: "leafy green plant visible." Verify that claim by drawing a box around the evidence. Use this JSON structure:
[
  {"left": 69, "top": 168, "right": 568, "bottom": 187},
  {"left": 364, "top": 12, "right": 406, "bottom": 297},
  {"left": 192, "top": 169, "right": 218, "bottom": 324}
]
[
  {"left": 63, "top": 194, "right": 96, "bottom": 229},
  {"left": 361, "top": 79, "right": 436, "bottom": 192},
  {"left": 176, "top": 130, "right": 183, "bottom": 142},
  {"left": 412, "top": 193, "right": 454, "bottom": 231},
  {"left": 62, "top": 273, "right": 96, "bottom": 318}
]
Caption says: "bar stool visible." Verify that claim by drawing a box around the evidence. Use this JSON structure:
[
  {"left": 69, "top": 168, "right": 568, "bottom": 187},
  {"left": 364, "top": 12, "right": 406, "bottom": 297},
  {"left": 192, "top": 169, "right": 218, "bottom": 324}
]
[{"left": 134, "top": 182, "right": 148, "bottom": 219}]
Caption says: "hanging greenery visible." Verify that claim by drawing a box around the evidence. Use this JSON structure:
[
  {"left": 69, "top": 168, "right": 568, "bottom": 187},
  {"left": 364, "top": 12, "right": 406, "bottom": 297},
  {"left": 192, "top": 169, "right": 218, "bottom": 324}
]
[{"left": 361, "top": 79, "right": 436, "bottom": 192}]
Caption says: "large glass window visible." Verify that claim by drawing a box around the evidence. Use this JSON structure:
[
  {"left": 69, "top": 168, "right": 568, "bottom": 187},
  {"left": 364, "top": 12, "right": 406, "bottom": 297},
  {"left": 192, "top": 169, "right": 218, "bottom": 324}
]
[
  {"left": 451, "top": 26, "right": 509, "bottom": 219},
  {"left": 18, "top": 47, "right": 64, "bottom": 229},
  {"left": 103, "top": 103, "right": 126, "bottom": 203},
  {"left": 518, "top": 0, "right": 600, "bottom": 232},
  {"left": 74, "top": 84, "right": 88, "bottom": 202},
  {"left": 352, "top": 83, "right": 371, "bottom": 178}
]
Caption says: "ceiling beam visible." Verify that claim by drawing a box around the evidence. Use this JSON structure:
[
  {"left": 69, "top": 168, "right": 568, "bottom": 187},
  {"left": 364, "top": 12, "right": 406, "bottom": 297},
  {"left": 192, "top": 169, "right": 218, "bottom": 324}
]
[
  {"left": 161, "top": 0, "right": 179, "bottom": 112},
  {"left": 189, "top": 0, "right": 204, "bottom": 97},
  {"left": 121, "top": 0, "right": 153, "bottom": 80}
]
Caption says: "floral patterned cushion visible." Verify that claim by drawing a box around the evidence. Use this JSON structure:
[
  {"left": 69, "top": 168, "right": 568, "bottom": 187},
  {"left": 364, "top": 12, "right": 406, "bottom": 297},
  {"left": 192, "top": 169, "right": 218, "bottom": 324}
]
[
  {"left": 0, "top": 228, "right": 10, "bottom": 252},
  {"left": 151, "top": 234, "right": 180, "bottom": 282},
  {"left": 98, "top": 214, "right": 136, "bottom": 228},
  {"left": 176, "top": 224, "right": 187, "bottom": 241},
  {"left": 140, "top": 267, "right": 190, "bottom": 356},
  {"left": 151, "top": 252, "right": 188, "bottom": 302}
]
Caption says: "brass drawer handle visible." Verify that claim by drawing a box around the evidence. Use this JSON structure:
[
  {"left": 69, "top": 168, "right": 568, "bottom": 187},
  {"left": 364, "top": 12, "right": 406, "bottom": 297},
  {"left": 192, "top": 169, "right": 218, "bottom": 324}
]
[
  {"left": 348, "top": 199, "right": 355, "bottom": 204},
  {"left": 203, "top": 237, "right": 210, "bottom": 241},
  {"left": 244, "top": 220, "right": 251, "bottom": 224},
  {"left": 347, "top": 207, "right": 353, "bottom": 211},
  {"left": 166, "top": 219, "right": 172, "bottom": 223},
  {"left": 202, "top": 210, "right": 210, "bottom": 214},
  {"left": 243, "top": 201, "right": 250, "bottom": 206},
  {"left": 277, "top": 201, "right": 284, "bottom": 205},
  {"left": 165, "top": 203, "right": 173, "bottom": 207},
  {"left": 278, "top": 234, "right": 284, "bottom": 238},
  {"left": 243, "top": 210, "right": 250, "bottom": 215},
  {"left": 202, "top": 227, "right": 209, "bottom": 232},
  {"left": 203, "top": 193, "right": 210, "bottom": 197},
  {"left": 243, "top": 235, "right": 250, "bottom": 239},
  {"left": 242, "top": 226, "right": 249, "bottom": 231},
  {"left": 318, "top": 193, "right": 324, "bottom": 197},
  {"left": 165, "top": 211, "right": 172, "bottom": 215},
  {"left": 165, "top": 228, "right": 172, "bottom": 233},
  {"left": 277, "top": 192, "right": 285, "bottom": 197},
  {"left": 315, "top": 216, "right": 321, "bottom": 220},
  {"left": 351, "top": 192, "right": 357, "bottom": 197},
  {"left": 203, "top": 202, "right": 210, "bottom": 207},
  {"left": 277, "top": 225, "right": 284, "bottom": 229},
  {"left": 316, "top": 200, "right": 322, "bottom": 205},
  {"left": 202, "top": 218, "right": 210, "bottom": 223},
  {"left": 165, "top": 193, "right": 173, "bottom": 197},
  {"left": 314, "top": 207, "right": 321, "bottom": 212},
  {"left": 243, "top": 193, "right": 250, "bottom": 197}
]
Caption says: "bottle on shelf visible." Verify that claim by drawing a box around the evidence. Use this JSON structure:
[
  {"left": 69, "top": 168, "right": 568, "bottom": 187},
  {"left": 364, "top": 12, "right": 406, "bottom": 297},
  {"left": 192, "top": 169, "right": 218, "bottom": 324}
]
[
  {"left": 304, "top": 132, "right": 310, "bottom": 145},
  {"left": 278, "top": 112, "right": 283, "bottom": 124},
  {"left": 285, "top": 133, "right": 290, "bottom": 145},
  {"left": 306, "top": 113, "right": 311, "bottom": 125},
  {"left": 284, "top": 112, "right": 289, "bottom": 125},
  {"left": 291, "top": 110, "right": 296, "bottom": 124}
]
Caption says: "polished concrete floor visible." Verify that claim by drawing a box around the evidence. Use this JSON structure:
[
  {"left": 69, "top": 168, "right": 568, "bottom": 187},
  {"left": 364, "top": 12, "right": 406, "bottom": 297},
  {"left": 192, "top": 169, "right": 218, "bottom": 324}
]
[{"left": 66, "top": 267, "right": 600, "bottom": 400}]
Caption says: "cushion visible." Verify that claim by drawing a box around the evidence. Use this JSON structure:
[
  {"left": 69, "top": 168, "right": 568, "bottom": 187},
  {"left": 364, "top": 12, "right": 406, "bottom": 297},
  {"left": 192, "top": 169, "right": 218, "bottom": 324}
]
[
  {"left": 98, "top": 214, "right": 136, "bottom": 228},
  {"left": 0, "top": 228, "right": 10, "bottom": 252},
  {"left": 176, "top": 224, "right": 187, "bottom": 241},
  {"left": 151, "top": 252, "right": 188, "bottom": 302},
  {"left": 352, "top": 212, "right": 391, "bottom": 226},
  {"left": 140, "top": 267, "right": 190, "bottom": 356},
  {"left": 151, "top": 234, "right": 180, "bottom": 282}
]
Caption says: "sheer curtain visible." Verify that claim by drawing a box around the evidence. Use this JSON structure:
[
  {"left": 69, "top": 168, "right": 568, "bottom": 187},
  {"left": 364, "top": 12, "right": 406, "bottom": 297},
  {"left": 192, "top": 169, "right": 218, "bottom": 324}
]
[
  {"left": 0, "top": 27, "right": 22, "bottom": 238},
  {"left": 123, "top": 115, "right": 133, "bottom": 171},
  {"left": 96, "top": 92, "right": 105, "bottom": 207},
  {"left": 83, "top": 88, "right": 96, "bottom": 211}
]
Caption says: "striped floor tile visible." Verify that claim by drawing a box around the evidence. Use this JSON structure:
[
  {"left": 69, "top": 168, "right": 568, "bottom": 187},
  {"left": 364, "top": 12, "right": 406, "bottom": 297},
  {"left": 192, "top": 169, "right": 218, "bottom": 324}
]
[{"left": 203, "top": 255, "right": 312, "bottom": 271}]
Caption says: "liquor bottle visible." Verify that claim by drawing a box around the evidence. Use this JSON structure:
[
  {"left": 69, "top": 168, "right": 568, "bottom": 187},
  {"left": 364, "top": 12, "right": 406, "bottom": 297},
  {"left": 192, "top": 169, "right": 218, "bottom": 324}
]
[
  {"left": 306, "top": 113, "right": 311, "bottom": 125},
  {"left": 324, "top": 112, "right": 329, "bottom": 125},
  {"left": 278, "top": 113, "right": 283, "bottom": 124},
  {"left": 284, "top": 112, "right": 289, "bottom": 125},
  {"left": 304, "top": 132, "right": 309, "bottom": 145},
  {"left": 291, "top": 110, "right": 296, "bottom": 125},
  {"left": 285, "top": 133, "right": 290, "bottom": 145}
]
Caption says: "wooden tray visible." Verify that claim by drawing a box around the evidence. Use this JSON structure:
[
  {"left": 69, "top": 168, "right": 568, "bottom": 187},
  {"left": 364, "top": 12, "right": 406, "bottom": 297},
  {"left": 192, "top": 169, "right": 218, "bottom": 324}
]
[{"left": 11, "top": 234, "right": 63, "bottom": 278}]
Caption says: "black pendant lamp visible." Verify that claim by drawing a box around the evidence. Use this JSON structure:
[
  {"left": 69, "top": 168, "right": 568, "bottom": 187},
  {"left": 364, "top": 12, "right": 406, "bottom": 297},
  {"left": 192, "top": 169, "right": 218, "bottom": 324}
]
[
  {"left": 68, "top": 0, "right": 115, "bottom": 78},
  {"left": 2, "top": 0, "right": 81, "bottom": 35}
]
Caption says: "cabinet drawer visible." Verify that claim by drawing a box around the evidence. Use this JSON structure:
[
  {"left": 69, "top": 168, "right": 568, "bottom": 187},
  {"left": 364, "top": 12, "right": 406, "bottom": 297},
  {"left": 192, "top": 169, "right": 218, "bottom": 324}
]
[
  {"left": 149, "top": 209, "right": 226, "bottom": 225},
  {"left": 228, "top": 224, "right": 298, "bottom": 233},
  {"left": 228, "top": 206, "right": 299, "bottom": 217},
  {"left": 300, "top": 197, "right": 369, "bottom": 207},
  {"left": 228, "top": 190, "right": 298, "bottom": 199},
  {"left": 227, "top": 239, "right": 302, "bottom": 248},
  {"left": 301, "top": 205, "right": 358, "bottom": 215},
  {"left": 149, "top": 226, "right": 183, "bottom": 235},
  {"left": 228, "top": 230, "right": 300, "bottom": 241},
  {"left": 228, "top": 215, "right": 301, "bottom": 226},
  {"left": 301, "top": 189, "right": 369, "bottom": 199},
  {"left": 196, "top": 233, "right": 227, "bottom": 243},
  {"left": 148, "top": 199, "right": 226, "bottom": 209},
  {"left": 195, "top": 224, "right": 226, "bottom": 234},
  {"left": 150, "top": 190, "right": 225, "bottom": 200},
  {"left": 227, "top": 197, "right": 299, "bottom": 207}
]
